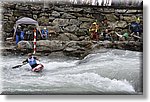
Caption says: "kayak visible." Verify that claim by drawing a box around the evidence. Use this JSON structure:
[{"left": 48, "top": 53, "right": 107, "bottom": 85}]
[{"left": 32, "top": 64, "right": 44, "bottom": 72}]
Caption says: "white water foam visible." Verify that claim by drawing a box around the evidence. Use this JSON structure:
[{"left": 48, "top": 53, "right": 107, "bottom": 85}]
[
  {"left": 50, "top": 73, "right": 135, "bottom": 93},
  {"left": 9, "top": 72, "right": 135, "bottom": 94}
]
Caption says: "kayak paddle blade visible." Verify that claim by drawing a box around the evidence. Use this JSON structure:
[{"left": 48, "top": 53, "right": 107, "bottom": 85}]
[{"left": 12, "top": 65, "right": 23, "bottom": 69}]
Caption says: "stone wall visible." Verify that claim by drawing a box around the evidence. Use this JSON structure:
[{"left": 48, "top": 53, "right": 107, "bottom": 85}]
[{"left": 2, "top": 2, "right": 143, "bottom": 41}]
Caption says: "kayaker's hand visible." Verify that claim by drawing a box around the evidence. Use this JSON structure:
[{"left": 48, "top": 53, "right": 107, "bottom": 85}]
[
  {"left": 22, "top": 62, "right": 27, "bottom": 65},
  {"left": 22, "top": 61, "right": 26, "bottom": 64}
]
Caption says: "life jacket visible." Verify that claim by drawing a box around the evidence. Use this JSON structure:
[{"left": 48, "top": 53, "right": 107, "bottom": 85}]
[
  {"left": 41, "top": 29, "right": 48, "bottom": 35},
  {"left": 28, "top": 57, "right": 37, "bottom": 66}
]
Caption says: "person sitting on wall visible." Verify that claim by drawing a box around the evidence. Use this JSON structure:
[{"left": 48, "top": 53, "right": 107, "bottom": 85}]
[
  {"left": 89, "top": 21, "right": 99, "bottom": 41},
  {"left": 41, "top": 27, "right": 48, "bottom": 40}
]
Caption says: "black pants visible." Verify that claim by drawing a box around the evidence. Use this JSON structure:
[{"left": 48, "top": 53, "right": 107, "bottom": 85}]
[{"left": 31, "top": 64, "right": 39, "bottom": 69}]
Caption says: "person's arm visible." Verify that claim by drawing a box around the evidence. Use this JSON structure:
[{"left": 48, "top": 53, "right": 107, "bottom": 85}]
[
  {"left": 22, "top": 59, "right": 28, "bottom": 64},
  {"left": 33, "top": 57, "right": 39, "bottom": 61}
]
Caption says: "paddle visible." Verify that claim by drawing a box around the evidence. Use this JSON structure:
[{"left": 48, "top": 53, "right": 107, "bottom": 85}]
[{"left": 12, "top": 63, "right": 27, "bottom": 69}]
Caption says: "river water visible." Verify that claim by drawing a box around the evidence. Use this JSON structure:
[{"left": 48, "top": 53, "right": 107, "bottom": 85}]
[{"left": 0, "top": 49, "right": 142, "bottom": 95}]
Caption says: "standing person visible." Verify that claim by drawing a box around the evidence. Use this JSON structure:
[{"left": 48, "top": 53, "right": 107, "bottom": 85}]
[
  {"left": 41, "top": 27, "right": 48, "bottom": 40},
  {"left": 89, "top": 21, "right": 99, "bottom": 41},
  {"left": 20, "top": 28, "right": 25, "bottom": 41},
  {"left": 15, "top": 25, "right": 22, "bottom": 44}
]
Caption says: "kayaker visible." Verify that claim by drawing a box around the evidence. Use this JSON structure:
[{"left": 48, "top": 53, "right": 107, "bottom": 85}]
[{"left": 22, "top": 53, "right": 39, "bottom": 69}]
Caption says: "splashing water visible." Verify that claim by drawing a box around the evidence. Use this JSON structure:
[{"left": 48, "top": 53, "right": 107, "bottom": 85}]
[{"left": 1, "top": 49, "right": 142, "bottom": 94}]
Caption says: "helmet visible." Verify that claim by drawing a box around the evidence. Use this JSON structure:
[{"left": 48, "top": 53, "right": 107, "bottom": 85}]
[
  {"left": 28, "top": 53, "right": 32, "bottom": 56},
  {"left": 136, "top": 17, "right": 140, "bottom": 23},
  {"left": 93, "top": 22, "right": 97, "bottom": 25}
]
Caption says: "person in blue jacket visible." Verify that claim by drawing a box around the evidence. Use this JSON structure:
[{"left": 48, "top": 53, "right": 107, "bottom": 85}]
[
  {"left": 15, "top": 26, "right": 21, "bottom": 44},
  {"left": 41, "top": 27, "right": 48, "bottom": 39},
  {"left": 16, "top": 26, "right": 24, "bottom": 44},
  {"left": 130, "top": 17, "right": 143, "bottom": 41}
]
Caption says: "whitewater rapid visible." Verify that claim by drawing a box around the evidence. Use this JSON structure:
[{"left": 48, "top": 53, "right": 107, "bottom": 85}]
[{"left": 1, "top": 49, "right": 142, "bottom": 94}]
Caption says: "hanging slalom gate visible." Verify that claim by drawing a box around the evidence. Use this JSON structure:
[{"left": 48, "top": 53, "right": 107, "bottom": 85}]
[{"left": 33, "top": 29, "right": 36, "bottom": 54}]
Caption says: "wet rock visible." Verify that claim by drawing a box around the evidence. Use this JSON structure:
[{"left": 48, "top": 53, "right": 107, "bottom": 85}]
[
  {"left": 115, "top": 21, "right": 128, "bottom": 28},
  {"left": 37, "top": 16, "right": 49, "bottom": 26},
  {"left": 80, "top": 22, "right": 90, "bottom": 29},
  {"left": 52, "top": 18, "right": 69, "bottom": 26},
  {"left": 3, "top": 3, "right": 16, "bottom": 9},
  {"left": 30, "top": 5, "right": 42, "bottom": 11},
  {"left": 46, "top": 25, "right": 62, "bottom": 33},
  {"left": 64, "top": 33, "right": 79, "bottom": 41},
  {"left": 17, "top": 41, "right": 33, "bottom": 50},
  {"left": 73, "top": 8, "right": 83, "bottom": 12},
  {"left": 64, "top": 25, "right": 79, "bottom": 32},
  {"left": 63, "top": 41, "right": 93, "bottom": 57},
  {"left": 105, "top": 14, "right": 119, "bottom": 22},
  {"left": 33, "top": 15, "right": 38, "bottom": 20},
  {"left": 58, "top": 34, "right": 70, "bottom": 41},
  {"left": 79, "top": 36, "right": 85, "bottom": 41},
  {"left": 78, "top": 17, "right": 94, "bottom": 22},
  {"left": 39, "top": 13, "right": 49, "bottom": 17},
  {"left": 75, "top": 29, "right": 88, "bottom": 36},
  {"left": 13, "top": 10, "right": 20, "bottom": 17},
  {"left": 123, "top": 15, "right": 137, "bottom": 23},
  {"left": 54, "top": 6, "right": 65, "bottom": 12},
  {"left": 3, "top": 12, "right": 13, "bottom": 17},
  {"left": 51, "top": 11, "right": 60, "bottom": 17},
  {"left": 69, "top": 19, "right": 81, "bottom": 26},
  {"left": 61, "top": 13, "right": 76, "bottom": 19},
  {"left": 36, "top": 40, "right": 66, "bottom": 52},
  {"left": 49, "top": 17, "right": 55, "bottom": 22},
  {"left": 3, "top": 21, "right": 14, "bottom": 33},
  {"left": 71, "top": 13, "right": 83, "bottom": 17}
]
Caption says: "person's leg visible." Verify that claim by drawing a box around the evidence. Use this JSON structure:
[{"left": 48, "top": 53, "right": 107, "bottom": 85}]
[
  {"left": 31, "top": 64, "right": 39, "bottom": 69},
  {"left": 16, "top": 35, "right": 19, "bottom": 44}
]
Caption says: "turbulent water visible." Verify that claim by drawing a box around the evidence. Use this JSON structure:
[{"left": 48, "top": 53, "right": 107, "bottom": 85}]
[{"left": 0, "top": 49, "right": 142, "bottom": 95}]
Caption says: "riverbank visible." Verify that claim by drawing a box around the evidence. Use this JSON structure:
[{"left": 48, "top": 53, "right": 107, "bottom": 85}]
[{"left": 1, "top": 39, "right": 142, "bottom": 59}]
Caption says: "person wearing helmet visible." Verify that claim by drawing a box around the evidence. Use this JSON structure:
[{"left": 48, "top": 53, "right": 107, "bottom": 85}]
[
  {"left": 22, "top": 53, "right": 39, "bottom": 69},
  {"left": 41, "top": 27, "right": 48, "bottom": 40}
]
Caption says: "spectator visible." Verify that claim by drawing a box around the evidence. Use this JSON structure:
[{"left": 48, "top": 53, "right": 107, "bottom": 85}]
[
  {"left": 41, "top": 27, "right": 48, "bottom": 40},
  {"left": 89, "top": 21, "right": 99, "bottom": 41},
  {"left": 129, "top": 17, "right": 142, "bottom": 41},
  {"left": 16, "top": 25, "right": 21, "bottom": 44}
]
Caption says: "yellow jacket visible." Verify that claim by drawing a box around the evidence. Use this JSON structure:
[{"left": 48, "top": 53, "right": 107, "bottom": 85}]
[{"left": 89, "top": 22, "right": 99, "bottom": 32}]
